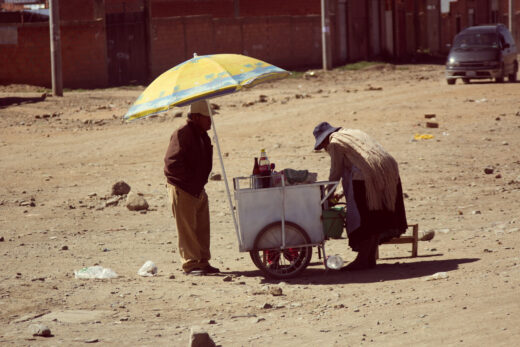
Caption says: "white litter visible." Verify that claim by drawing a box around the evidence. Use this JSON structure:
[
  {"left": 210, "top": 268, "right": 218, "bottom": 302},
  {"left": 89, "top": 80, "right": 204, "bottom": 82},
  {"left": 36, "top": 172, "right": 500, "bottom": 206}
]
[
  {"left": 424, "top": 272, "right": 448, "bottom": 281},
  {"left": 137, "top": 260, "right": 157, "bottom": 277},
  {"left": 74, "top": 265, "right": 118, "bottom": 279}
]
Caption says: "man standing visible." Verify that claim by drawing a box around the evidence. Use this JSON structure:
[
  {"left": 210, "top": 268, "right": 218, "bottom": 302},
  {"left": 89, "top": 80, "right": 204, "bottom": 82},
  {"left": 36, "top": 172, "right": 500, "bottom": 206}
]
[
  {"left": 313, "top": 122, "right": 408, "bottom": 271},
  {"left": 164, "top": 99, "right": 219, "bottom": 275}
]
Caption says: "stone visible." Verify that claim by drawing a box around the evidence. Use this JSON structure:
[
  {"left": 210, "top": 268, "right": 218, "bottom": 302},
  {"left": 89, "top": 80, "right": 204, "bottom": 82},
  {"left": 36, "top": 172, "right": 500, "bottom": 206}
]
[
  {"left": 126, "top": 193, "right": 149, "bottom": 211},
  {"left": 268, "top": 286, "right": 283, "bottom": 296},
  {"left": 111, "top": 181, "right": 131, "bottom": 196},
  {"left": 209, "top": 173, "right": 222, "bottom": 181},
  {"left": 484, "top": 166, "right": 494, "bottom": 174},
  {"left": 105, "top": 197, "right": 121, "bottom": 207},
  {"left": 189, "top": 326, "right": 216, "bottom": 347},
  {"left": 28, "top": 323, "right": 52, "bottom": 337},
  {"left": 61, "top": 245, "right": 69, "bottom": 251},
  {"left": 419, "top": 230, "right": 435, "bottom": 241},
  {"left": 424, "top": 114, "right": 436, "bottom": 119},
  {"left": 426, "top": 121, "right": 439, "bottom": 128},
  {"left": 260, "top": 303, "right": 273, "bottom": 309}
]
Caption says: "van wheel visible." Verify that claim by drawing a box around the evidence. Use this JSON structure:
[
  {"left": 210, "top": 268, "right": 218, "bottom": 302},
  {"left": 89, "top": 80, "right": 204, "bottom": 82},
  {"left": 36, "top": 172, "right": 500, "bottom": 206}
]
[
  {"left": 508, "top": 62, "right": 518, "bottom": 82},
  {"left": 462, "top": 78, "right": 470, "bottom": 84},
  {"left": 446, "top": 79, "right": 456, "bottom": 85}
]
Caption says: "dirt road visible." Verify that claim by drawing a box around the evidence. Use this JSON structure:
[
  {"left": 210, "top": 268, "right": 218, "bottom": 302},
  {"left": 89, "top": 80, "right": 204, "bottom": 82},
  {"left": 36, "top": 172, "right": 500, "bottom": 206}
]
[{"left": 1, "top": 64, "right": 519, "bottom": 346}]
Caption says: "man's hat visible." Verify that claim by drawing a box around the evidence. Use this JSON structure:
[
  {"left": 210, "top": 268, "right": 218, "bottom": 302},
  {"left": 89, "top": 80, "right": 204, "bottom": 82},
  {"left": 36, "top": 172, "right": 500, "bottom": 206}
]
[
  {"left": 189, "top": 99, "right": 215, "bottom": 117},
  {"left": 313, "top": 122, "right": 341, "bottom": 150}
]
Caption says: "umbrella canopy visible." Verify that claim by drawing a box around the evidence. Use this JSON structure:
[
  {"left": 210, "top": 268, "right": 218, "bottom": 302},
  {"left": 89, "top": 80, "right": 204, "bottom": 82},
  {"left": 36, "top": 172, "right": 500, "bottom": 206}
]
[{"left": 124, "top": 53, "right": 290, "bottom": 121}]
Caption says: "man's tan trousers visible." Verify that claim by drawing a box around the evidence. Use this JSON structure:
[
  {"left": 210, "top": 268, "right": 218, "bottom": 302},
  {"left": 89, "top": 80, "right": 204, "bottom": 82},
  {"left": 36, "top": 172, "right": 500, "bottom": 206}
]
[{"left": 167, "top": 183, "right": 210, "bottom": 272}]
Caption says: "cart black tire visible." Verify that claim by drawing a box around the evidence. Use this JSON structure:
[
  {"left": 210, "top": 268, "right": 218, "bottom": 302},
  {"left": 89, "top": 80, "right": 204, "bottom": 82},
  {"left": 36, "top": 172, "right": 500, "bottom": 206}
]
[
  {"left": 462, "top": 78, "right": 470, "bottom": 84},
  {"left": 249, "top": 221, "right": 312, "bottom": 279},
  {"left": 447, "top": 78, "right": 456, "bottom": 85}
]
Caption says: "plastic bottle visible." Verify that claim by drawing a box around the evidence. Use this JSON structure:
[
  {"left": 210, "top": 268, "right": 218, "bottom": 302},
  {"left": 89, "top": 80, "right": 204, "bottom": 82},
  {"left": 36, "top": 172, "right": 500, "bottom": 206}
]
[
  {"left": 258, "top": 149, "right": 271, "bottom": 188},
  {"left": 326, "top": 255, "right": 344, "bottom": 270},
  {"left": 259, "top": 149, "right": 269, "bottom": 172}
]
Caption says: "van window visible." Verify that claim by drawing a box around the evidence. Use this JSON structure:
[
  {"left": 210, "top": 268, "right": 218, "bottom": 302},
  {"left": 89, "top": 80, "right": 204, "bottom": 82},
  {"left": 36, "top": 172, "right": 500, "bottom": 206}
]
[
  {"left": 500, "top": 28, "right": 515, "bottom": 46},
  {"left": 454, "top": 32, "right": 499, "bottom": 49}
]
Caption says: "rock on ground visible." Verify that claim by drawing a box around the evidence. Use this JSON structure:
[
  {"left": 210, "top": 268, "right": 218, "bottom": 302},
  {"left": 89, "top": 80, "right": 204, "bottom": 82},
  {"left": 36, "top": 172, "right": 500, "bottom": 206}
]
[
  {"left": 112, "top": 181, "right": 131, "bottom": 196},
  {"left": 126, "top": 192, "right": 149, "bottom": 211},
  {"left": 189, "top": 326, "right": 216, "bottom": 347}
]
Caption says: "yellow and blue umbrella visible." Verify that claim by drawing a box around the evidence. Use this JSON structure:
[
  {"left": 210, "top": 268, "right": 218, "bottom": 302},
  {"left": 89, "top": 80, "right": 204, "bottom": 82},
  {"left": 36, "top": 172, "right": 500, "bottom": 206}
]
[{"left": 124, "top": 53, "right": 290, "bottom": 121}]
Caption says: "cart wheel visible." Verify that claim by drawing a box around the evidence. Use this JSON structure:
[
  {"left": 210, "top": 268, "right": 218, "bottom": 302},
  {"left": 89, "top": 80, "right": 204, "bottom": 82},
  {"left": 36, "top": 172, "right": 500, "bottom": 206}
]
[{"left": 249, "top": 221, "right": 312, "bottom": 279}]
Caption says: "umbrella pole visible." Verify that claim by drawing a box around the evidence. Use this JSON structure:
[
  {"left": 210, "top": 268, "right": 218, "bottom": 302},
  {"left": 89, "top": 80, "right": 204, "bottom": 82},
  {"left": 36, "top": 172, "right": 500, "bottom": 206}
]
[{"left": 209, "top": 111, "right": 240, "bottom": 241}]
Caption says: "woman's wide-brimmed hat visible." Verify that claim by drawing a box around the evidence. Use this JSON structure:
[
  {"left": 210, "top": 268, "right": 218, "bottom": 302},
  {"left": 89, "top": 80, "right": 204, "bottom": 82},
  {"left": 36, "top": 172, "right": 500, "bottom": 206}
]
[{"left": 313, "top": 122, "right": 341, "bottom": 150}]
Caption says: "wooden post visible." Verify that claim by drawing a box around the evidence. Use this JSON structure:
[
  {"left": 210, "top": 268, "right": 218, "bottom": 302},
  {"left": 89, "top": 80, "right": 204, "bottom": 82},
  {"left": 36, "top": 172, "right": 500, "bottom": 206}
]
[{"left": 49, "top": 0, "right": 63, "bottom": 96}]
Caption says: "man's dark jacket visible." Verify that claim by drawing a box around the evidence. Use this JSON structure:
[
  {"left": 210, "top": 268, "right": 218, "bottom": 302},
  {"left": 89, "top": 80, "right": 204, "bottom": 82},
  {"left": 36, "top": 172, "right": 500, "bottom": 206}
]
[{"left": 164, "top": 120, "right": 213, "bottom": 197}]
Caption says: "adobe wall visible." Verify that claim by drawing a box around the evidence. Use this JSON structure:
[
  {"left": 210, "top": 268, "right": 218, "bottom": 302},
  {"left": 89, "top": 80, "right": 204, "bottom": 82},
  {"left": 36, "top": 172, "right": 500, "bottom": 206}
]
[
  {"left": 0, "top": 24, "right": 51, "bottom": 87},
  {"left": 150, "top": 0, "right": 320, "bottom": 18},
  {"left": 149, "top": 14, "right": 322, "bottom": 79},
  {"left": 0, "top": 21, "right": 108, "bottom": 88}
]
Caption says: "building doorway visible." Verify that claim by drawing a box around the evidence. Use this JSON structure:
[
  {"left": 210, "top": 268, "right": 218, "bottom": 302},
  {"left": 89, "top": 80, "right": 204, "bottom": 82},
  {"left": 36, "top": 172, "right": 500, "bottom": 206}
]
[{"left": 106, "top": 11, "right": 148, "bottom": 86}]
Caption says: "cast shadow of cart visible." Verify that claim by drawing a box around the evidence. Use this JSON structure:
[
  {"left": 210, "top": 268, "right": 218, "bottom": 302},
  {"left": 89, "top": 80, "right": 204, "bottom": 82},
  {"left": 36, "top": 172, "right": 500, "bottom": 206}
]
[{"left": 231, "top": 256, "right": 480, "bottom": 285}]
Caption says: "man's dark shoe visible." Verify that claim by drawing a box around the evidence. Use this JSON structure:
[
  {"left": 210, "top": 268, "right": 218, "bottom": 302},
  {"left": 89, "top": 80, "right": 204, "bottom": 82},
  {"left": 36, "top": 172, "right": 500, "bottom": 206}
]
[{"left": 202, "top": 265, "right": 220, "bottom": 273}]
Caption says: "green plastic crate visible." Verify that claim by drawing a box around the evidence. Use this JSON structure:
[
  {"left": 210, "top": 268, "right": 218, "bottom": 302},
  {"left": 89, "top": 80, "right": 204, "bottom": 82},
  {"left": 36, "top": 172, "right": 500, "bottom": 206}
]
[{"left": 322, "top": 206, "right": 346, "bottom": 239}]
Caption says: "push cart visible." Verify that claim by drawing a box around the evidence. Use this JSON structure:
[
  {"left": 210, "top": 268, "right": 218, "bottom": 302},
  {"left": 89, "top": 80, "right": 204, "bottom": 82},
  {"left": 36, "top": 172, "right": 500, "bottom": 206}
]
[{"left": 232, "top": 173, "right": 340, "bottom": 279}]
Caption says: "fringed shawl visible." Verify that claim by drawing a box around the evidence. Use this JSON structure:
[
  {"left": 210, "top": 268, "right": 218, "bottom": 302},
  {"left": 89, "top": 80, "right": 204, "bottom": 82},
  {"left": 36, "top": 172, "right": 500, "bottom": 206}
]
[{"left": 328, "top": 129, "right": 400, "bottom": 211}]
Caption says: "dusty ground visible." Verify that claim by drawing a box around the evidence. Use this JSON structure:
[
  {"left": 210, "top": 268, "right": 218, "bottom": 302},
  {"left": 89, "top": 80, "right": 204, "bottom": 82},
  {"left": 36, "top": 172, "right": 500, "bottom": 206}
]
[{"left": 0, "top": 64, "right": 519, "bottom": 346}]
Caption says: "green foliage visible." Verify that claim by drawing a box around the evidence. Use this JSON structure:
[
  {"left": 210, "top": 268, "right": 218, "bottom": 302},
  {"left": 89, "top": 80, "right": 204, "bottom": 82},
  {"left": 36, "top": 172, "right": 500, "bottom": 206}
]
[
  {"left": 288, "top": 71, "right": 304, "bottom": 78},
  {"left": 336, "top": 61, "right": 383, "bottom": 71}
]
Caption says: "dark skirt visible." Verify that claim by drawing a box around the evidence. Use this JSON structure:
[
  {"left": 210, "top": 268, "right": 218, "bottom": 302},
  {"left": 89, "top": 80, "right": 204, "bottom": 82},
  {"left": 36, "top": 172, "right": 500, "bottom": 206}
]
[{"left": 348, "top": 179, "right": 408, "bottom": 252}]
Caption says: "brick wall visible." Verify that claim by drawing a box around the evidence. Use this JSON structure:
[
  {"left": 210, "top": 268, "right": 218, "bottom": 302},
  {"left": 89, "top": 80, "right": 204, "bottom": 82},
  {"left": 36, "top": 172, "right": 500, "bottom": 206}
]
[
  {"left": 238, "top": 0, "right": 319, "bottom": 16},
  {"left": 61, "top": 21, "right": 108, "bottom": 88},
  {"left": 149, "top": 14, "right": 322, "bottom": 79},
  {"left": 105, "top": 0, "right": 145, "bottom": 14},
  {"left": 151, "top": 0, "right": 235, "bottom": 18},
  {"left": 150, "top": 0, "right": 320, "bottom": 18},
  {"left": 0, "top": 23, "right": 50, "bottom": 86},
  {"left": 0, "top": 21, "right": 108, "bottom": 88},
  {"left": 60, "top": 0, "right": 105, "bottom": 21}
]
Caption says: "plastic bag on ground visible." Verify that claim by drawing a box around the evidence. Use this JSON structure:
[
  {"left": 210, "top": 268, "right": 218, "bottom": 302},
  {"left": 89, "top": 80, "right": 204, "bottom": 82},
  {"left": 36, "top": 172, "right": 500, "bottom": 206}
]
[
  {"left": 137, "top": 260, "right": 157, "bottom": 277},
  {"left": 74, "top": 265, "right": 118, "bottom": 279}
]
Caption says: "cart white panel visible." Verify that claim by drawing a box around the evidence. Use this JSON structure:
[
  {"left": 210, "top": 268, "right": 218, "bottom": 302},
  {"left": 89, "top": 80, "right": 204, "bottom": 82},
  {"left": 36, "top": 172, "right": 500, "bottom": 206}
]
[{"left": 235, "top": 184, "right": 324, "bottom": 251}]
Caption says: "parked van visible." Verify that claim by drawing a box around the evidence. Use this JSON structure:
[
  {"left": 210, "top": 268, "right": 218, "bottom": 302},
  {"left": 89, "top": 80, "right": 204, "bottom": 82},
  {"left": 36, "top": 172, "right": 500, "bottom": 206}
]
[{"left": 445, "top": 24, "right": 518, "bottom": 85}]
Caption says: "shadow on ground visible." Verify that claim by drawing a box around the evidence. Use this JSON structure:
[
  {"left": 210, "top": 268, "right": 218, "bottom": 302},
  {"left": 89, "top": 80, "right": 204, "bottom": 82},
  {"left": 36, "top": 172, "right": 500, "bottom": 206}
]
[
  {"left": 0, "top": 94, "right": 46, "bottom": 109},
  {"left": 228, "top": 257, "right": 480, "bottom": 285}
]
